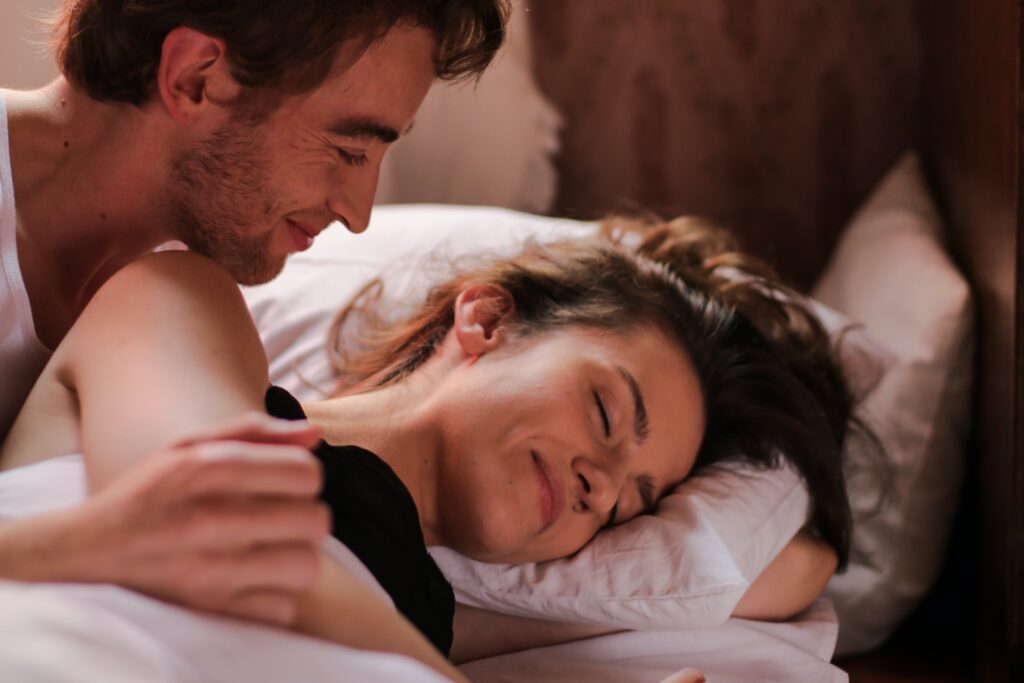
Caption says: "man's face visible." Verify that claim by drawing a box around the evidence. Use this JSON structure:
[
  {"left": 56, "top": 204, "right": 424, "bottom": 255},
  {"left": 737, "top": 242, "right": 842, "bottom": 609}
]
[{"left": 167, "top": 25, "right": 437, "bottom": 285}]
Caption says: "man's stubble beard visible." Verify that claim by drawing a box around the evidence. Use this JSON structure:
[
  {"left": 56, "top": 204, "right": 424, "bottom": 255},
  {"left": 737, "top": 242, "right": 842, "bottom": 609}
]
[{"left": 167, "top": 119, "right": 285, "bottom": 286}]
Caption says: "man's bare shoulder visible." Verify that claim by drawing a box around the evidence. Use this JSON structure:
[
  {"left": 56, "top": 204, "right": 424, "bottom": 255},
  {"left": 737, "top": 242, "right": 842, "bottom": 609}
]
[
  {"left": 50, "top": 249, "right": 257, "bottom": 381},
  {"left": 100, "top": 250, "right": 240, "bottom": 301},
  {"left": 1, "top": 252, "right": 250, "bottom": 470}
]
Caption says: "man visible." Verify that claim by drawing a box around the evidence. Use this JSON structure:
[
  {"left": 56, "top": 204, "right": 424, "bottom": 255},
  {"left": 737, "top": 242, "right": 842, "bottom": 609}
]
[{"left": 0, "top": 0, "right": 506, "bottom": 625}]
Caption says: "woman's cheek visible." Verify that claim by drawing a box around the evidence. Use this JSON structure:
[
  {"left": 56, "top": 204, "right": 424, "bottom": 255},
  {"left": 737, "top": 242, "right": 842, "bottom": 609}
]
[{"left": 552, "top": 520, "right": 595, "bottom": 560}]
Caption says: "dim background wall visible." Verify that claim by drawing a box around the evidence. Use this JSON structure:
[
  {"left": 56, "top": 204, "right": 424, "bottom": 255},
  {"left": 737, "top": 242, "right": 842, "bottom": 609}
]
[{"left": 1, "top": 0, "right": 61, "bottom": 89}]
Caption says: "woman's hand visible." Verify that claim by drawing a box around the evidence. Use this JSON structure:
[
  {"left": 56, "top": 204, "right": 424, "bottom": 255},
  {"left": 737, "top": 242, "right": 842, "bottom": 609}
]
[
  {"left": 659, "top": 669, "right": 706, "bottom": 683},
  {"left": 731, "top": 531, "right": 839, "bottom": 621}
]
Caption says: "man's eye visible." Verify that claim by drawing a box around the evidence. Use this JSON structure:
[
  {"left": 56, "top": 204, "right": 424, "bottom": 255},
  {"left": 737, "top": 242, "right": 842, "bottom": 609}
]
[
  {"left": 593, "top": 391, "right": 610, "bottom": 438},
  {"left": 337, "top": 149, "right": 369, "bottom": 167}
]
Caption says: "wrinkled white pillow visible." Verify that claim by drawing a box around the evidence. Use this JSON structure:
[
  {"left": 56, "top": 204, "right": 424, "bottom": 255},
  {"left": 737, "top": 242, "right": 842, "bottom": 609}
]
[
  {"left": 244, "top": 204, "right": 887, "bottom": 630},
  {"left": 816, "top": 153, "right": 974, "bottom": 655},
  {"left": 431, "top": 462, "right": 806, "bottom": 628}
]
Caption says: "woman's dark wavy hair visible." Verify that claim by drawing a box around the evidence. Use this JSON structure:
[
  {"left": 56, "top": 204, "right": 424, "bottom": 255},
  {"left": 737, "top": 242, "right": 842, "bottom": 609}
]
[
  {"left": 54, "top": 0, "right": 510, "bottom": 106},
  {"left": 327, "top": 216, "right": 858, "bottom": 568}
]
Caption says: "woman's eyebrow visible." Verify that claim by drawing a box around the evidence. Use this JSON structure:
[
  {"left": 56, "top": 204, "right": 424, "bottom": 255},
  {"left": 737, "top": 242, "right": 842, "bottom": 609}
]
[{"left": 616, "top": 366, "right": 650, "bottom": 444}]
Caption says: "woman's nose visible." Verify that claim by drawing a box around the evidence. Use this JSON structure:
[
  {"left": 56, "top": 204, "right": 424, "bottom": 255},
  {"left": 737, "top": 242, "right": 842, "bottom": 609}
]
[{"left": 573, "top": 457, "right": 618, "bottom": 515}]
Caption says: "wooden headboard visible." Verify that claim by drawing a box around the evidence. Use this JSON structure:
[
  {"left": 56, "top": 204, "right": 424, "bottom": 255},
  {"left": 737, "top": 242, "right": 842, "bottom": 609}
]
[
  {"left": 527, "top": 0, "right": 1022, "bottom": 679},
  {"left": 526, "top": 0, "right": 921, "bottom": 289},
  {"left": 921, "top": 0, "right": 1022, "bottom": 679}
]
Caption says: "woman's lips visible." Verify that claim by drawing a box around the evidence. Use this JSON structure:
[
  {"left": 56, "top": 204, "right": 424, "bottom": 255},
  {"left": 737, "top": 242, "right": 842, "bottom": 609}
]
[{"left": 532, "top": 450, "right": 562, "bottom": 530}]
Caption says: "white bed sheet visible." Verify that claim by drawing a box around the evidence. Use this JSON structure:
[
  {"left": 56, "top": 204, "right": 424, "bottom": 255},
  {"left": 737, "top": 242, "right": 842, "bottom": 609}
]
[
  {"left": 460, "top": 599, "right": 847, "bottom": 683},
  {"left": 0, "top": 579, "right": 449, "bottom": 683}
]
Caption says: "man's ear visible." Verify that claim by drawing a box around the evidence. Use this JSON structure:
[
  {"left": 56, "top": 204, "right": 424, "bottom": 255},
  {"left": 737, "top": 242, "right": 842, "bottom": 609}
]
[
  {"left": 452, "top": 284, "right": 515, "bottom": 358},
  {"left": 157, "top": 27, "right": 238, "bottom": 124}
]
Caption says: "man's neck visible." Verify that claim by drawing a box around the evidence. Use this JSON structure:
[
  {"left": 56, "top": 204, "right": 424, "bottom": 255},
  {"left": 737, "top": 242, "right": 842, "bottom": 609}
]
[{"left": 5, "top": 78, "right": 180, "bottom": 347}]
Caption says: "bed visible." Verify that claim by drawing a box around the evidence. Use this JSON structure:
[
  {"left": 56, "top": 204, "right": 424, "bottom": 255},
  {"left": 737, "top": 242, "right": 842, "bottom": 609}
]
[{"left": 0, "top": 1, "right": 1018, "bottom": 681}]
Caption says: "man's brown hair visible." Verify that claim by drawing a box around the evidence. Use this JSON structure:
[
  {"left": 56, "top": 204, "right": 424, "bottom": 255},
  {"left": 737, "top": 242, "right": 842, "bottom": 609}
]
[{"left": 54, "top": 0, "right": 509, "bottom": 106}]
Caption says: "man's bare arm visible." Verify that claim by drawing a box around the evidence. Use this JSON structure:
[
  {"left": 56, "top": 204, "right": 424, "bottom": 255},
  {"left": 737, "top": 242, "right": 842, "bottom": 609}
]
[{"left": 0, "top": 251, "right": 332, "bottom": 623}]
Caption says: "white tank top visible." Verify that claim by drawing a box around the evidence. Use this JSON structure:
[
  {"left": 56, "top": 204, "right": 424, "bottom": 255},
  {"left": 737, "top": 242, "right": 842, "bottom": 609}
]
[{"left": 0, "top": 95, "right": 51, "bottom": 439}]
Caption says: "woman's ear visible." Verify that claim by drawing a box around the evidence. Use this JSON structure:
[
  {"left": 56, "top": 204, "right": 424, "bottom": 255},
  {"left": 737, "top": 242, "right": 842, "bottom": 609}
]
[
  {"left": 453, "top": 284, "right": 515, "bottom": 357},
  {"left": 157, "top": 27, "right": 238, "bottom": 125}
]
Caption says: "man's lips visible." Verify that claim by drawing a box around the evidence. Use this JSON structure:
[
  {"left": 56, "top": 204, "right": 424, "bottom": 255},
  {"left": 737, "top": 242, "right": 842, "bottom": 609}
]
[
  {"left": 532, "top": 450, "right": 562, "bottom": 530},
  {"left": 286, "top": 219, "right": 317, "bottom": 252}
]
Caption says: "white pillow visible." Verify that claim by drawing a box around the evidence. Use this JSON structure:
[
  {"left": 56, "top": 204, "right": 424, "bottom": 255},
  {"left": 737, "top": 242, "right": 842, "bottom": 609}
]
[
  {"left": 431, "top": 462, "right": 805, "bottom": 628},
  {"left": 244, "top": 204, "right": 885, "bottom": 631},
  {"left": 245, "top": 206, "right": 591, "bottom": 399},
  {"left": 815, "top": 152, "right": 974, "bottom": 655},
  {"left": 374, "top": 2, "right": 561, "bottom": 214}
]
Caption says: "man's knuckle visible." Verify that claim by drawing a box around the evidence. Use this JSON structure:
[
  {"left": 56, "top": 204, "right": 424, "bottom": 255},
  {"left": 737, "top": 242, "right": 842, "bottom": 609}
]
[
  {"left": 311, "top": 504, "right": 332, "bottom": 536},
  {"left": 291, "top": 546, "right": 319, "bottom": 580}
]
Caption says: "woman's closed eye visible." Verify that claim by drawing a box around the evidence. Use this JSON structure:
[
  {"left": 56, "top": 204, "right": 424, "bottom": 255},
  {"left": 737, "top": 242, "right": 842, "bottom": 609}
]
[
  {"left": 593, "top": 390, "right": 611, "bottom": 438},
  {"left": 591, "top": 390, "right": 620, "bottom": 528}
]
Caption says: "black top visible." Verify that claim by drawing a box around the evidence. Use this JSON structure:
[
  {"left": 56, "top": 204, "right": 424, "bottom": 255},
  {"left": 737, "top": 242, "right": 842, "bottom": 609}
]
[{"left": 264, "top": 386, "right": 455, "bottom": 656}]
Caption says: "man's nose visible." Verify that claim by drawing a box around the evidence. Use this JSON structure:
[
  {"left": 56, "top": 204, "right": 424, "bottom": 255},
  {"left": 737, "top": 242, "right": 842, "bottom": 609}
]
[{"left": 326, "top": 172, "right": 378, "bottom": 235}]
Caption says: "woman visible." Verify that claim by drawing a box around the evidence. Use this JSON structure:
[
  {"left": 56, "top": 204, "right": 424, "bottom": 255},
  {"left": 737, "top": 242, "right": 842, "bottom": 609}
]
[{"left": 0, "top": 216, "right": 854, "bottom": 681}]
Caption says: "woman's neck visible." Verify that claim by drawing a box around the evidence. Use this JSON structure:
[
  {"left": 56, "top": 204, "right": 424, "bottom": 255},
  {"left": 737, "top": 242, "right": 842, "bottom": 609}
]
[{"left": 301, "top": 380, "right": 445, "bottom": 546}]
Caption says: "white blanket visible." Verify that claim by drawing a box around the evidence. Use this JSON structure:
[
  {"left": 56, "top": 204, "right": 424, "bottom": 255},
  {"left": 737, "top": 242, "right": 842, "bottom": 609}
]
[
  {"left": 0, "top": 579, "right": 449, "bottom": 683},
  {"left": 0, "top": 456, "right": 848, "bottom": 682}
]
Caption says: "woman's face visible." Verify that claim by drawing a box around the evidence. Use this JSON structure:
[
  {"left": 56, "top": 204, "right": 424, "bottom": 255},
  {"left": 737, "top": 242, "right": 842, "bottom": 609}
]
[{"left": 430, "top": 322, "right": 705, "bottom": 564}]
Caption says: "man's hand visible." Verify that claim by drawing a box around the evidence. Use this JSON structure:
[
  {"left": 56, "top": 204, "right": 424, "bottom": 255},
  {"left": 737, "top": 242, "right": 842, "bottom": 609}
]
[
  {"left": 659, "top": 669, "right": 706, "bottom": 683},
  {"left": 0, "top": 413, "right": 329, "bottom": 626}
]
